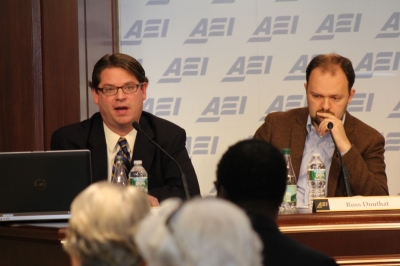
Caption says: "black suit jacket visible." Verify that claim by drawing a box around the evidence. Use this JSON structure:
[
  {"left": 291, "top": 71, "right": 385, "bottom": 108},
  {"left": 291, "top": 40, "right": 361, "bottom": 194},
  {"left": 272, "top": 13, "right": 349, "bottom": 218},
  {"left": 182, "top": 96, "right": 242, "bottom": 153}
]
[
  {"left": 247, "top": 211, "right": 338, "bottom": 266},
  {"left": 50, "top": 111, "right": 200, "bottom": 201}
]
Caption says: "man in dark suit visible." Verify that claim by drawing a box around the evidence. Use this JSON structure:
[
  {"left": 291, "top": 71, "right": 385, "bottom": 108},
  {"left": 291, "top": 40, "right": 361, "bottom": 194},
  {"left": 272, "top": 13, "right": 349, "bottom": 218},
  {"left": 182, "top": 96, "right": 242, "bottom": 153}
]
[
  {"left": 216, "top": 139, "right": 338, "bottom": 266},
  {"left": 254, "top": 53, "right": 388, "bottom": 204},
  {"left": 51, "top": 53, "right": 200, "bottom": 206}
]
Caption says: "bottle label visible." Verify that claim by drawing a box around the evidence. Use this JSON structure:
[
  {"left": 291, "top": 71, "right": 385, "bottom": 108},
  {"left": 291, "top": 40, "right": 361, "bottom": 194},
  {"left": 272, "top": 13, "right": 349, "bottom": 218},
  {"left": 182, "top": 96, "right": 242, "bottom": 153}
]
[
  {"left": 308, "top": 169, "right": 326, "bottom": 181},
  {"left": 283, "top": 185, "right": 296, "bottom": 203},
  {"left": 130, "top": 177, "right": 148, "bottom": 192}
]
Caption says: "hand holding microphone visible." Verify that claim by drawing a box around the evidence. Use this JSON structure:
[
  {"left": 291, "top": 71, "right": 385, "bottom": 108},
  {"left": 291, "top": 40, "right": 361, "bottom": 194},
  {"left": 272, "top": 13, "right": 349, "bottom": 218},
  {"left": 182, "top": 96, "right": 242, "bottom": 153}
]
[
  {"left": 327, "top": 121, "right": 352, "bottom": 197},
  {"left": 317, "top": 112, "right": 351, "bottom": 154}
]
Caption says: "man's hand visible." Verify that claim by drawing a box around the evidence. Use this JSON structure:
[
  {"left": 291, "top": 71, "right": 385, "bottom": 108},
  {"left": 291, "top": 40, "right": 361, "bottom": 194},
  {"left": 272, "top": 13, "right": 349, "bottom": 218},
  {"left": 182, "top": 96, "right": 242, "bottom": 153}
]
[
  {"left": 147, "top": 194, "right": 160, "bottom": 207},
  {"left": 316, "top": 112, "right": 351, "bottom": 154}
]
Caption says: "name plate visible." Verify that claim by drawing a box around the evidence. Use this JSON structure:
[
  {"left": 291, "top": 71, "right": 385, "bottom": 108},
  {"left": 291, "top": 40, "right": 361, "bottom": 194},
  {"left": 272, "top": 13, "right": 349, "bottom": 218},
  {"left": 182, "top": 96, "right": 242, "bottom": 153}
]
[{"left": 313, "top": 196, "right": 400, "bottom": 212}]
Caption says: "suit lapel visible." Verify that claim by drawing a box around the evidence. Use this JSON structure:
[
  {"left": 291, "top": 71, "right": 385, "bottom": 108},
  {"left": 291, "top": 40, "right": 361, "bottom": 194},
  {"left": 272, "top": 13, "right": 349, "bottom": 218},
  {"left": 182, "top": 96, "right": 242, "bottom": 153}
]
[
  {"left": 88, "top": 116, "right": 108, "bottom": 182},
  {"left": 327, "top": 111, "right": 355, "bottom": 196},
  {"left": 343, "top": 111, "right": 355, "bottom": 143},
  {"left": 291, "top": 108, "right": 308, "bottom": 178},
  {"left": 133, "top": 114, "right": 155, "bottom": 172}
]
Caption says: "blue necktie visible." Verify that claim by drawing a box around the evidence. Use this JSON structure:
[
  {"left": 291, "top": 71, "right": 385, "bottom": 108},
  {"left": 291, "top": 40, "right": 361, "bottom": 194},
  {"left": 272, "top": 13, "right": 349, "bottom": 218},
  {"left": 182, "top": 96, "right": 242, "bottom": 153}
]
[{"left": 112, "top": 137, "right": 131, "bottom": 180}]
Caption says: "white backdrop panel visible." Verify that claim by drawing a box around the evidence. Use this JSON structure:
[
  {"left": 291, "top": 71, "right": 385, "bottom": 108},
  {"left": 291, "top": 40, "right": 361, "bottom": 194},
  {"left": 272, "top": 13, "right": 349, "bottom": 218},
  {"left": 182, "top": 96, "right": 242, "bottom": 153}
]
[{"left": 93, "top": 0, "right": 400, "bottom": 196}]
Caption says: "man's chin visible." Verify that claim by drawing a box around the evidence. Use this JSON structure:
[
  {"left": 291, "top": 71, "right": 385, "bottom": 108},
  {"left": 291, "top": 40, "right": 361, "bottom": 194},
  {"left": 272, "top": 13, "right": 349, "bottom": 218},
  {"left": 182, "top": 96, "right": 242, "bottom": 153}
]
[
  {"left": 311, "top": 117, "right": 322, "bottom": 126},
  {"left": 114, "top": 117, "right": 135, "bottom": 127}
]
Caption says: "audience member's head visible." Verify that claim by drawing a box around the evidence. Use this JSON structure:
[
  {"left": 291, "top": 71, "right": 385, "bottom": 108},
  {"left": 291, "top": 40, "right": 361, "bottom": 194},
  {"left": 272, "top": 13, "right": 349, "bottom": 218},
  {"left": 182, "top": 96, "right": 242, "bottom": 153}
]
[
  {"left": 64, "top": 181, "right": 150, "bottom": 266},
  {"left": 216, "top": 139, "right": 286, "bottom": 219},
  {"left": 135, "top": 197, "right": 263, "bottom": 266}
]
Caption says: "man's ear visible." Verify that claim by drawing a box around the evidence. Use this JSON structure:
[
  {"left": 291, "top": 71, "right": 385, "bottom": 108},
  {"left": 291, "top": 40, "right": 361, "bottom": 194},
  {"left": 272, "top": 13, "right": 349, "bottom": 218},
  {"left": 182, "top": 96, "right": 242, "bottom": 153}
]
[{"left": 347, "top": 88, "right": 356, "bottom": 105}]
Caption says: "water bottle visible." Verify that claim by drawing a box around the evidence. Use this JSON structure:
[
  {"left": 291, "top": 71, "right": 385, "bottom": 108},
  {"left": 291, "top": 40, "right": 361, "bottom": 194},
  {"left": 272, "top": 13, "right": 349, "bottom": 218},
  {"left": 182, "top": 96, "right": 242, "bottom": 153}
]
[
  {"left": 129, "top": 160, "right": 148, "bottom": 193},
  {"left": 112, "top": 156, "right": 128, "bottom": 187},
  {"left": 280, "top": 148, "right": 297, "bottom": 214},
  {"left": 307, "top": 153, "right": 326, "bottom": 210}
]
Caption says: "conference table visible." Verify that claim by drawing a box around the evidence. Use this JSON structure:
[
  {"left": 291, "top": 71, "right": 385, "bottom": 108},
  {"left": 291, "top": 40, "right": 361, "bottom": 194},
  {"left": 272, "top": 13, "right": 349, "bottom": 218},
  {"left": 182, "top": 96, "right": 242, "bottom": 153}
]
[
  {"left": 1, "top": 210, "right": 400, "bottom": 265},
  {"left": 277, "top": 209, "right": 400, "bottom": 265}
]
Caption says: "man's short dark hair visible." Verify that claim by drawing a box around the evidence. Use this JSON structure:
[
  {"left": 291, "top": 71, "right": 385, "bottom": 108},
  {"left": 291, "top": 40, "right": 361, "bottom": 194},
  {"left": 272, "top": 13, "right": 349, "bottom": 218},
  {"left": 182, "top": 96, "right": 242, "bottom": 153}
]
[
  {"left": 216, "top": 139, "right": 286, "bottom": 207},
  {"left": 306, "top": 53, "right": 355, "bottom": 92},
  {"left": 89, "top": 53, "right": 149, "bottom": 90}
]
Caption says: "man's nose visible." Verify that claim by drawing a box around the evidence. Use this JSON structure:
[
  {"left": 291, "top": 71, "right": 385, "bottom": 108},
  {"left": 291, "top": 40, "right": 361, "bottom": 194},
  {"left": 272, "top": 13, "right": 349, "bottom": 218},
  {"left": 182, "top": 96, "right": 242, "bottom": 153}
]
[
  {"left": 115, "top": 88, "right": 126, "bottom": 99},
  {"left": 322, "top": 97, "right": 330, "bottom": 110}
]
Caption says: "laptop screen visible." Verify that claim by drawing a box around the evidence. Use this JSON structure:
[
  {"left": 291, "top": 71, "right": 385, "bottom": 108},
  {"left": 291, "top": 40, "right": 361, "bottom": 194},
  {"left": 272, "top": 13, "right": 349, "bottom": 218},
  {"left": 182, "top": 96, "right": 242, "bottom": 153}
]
[{"left": 0, "top": 150, "right": 92, "bottom": 222}]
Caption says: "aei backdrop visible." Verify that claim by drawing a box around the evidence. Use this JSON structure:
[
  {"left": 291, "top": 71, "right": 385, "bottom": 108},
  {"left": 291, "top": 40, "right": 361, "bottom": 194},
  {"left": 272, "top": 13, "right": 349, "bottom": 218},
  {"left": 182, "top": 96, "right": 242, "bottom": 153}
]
[{"left": 108, "top": 0, "right": 399, "bottom": 196}]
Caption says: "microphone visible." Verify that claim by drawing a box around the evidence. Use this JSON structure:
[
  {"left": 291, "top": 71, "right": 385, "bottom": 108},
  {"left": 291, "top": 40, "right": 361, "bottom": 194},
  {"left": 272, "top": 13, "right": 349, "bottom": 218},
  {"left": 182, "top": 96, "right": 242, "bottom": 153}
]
[
  {"left": 132, "top": 121, "right": 191, "bottom": 200},
  {"left": 327, "top": 122, "right": 352, "bottom": 196}
]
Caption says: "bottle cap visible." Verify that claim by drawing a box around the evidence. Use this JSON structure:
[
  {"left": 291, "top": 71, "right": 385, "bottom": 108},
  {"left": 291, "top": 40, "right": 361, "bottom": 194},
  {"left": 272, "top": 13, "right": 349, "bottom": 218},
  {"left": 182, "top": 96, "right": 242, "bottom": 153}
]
[
  {"left": 115, "top": 155, "right": 123, "bottom": 162},
  {"left": 133, "top": 160, "right": 142, "bottom": 165},
  {"left": 282, "top": 148, "right": 291, "bottom": 155}
]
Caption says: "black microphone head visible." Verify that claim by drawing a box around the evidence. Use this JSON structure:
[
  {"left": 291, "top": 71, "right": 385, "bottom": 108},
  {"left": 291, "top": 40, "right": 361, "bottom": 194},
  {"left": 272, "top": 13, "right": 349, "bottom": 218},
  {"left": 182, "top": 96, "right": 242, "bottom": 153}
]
[
  {"left": 132, "top": 121, "right": 141, "bottom": 130},
  {"left": 327, "top": 122, "right": 333, "bottom": 130}
]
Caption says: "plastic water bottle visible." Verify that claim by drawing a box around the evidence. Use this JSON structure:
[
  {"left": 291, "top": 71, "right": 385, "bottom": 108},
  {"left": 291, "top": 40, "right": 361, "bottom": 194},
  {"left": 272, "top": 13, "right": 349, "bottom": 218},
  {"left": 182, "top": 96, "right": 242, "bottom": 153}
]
[
  {"left": 129, "top": 160, "right": 148, "bottom": 193},
  {"left": 112, "top": 156, "right": 128, "bottom": 187},
  {"left": 307, "top": 153, "right": 326, "bottom": 210},
  {"left": 280, "top": 148, "right": 297, "bottom": 214}
]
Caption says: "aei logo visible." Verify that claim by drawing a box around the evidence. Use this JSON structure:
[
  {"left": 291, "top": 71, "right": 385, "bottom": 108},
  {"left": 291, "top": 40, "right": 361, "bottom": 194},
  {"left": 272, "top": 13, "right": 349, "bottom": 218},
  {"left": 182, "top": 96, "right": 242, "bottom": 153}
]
[
  {"left": 143, "top": 98, "right": 181, "bottom": 116},
  {"left": 121, "top": 19, "right": 169, "bottom": 45},
  {"left": 385, "top": 132, "right": 400, "bottom": 151},
  {"left": 211, "top": 0, "right": 235, "bottom": 3},
  {"left": 387, "top": 101, "right": 400, "bottom": 118},
  {"left": 158, "top": 57, "right": 209, "bottom": 83},
  {"left": 247, "top": 16, "right": 299, "bottom": 43},
  {"left": 259, "top": 95, "right": 306, "bottom": 121},
  {"left": 184, "top": 18, "right": 235, "bottom": 44},
  {"left": 196, "top": 96, "right": 247, "bottom": 122},
  {"left": 310, "top": 13, "right": 362, "bottom": 40},
  {"left": 355, "top": 52, "right": 400, "bottom": 78},
  {"left": 348, "top": 93, "right": 374, "bottom": 112},
  {"left": 221, "top": 56, "right": 273, "bottom": 82},
  {"left": 186, "top": 136, "right": 219, "bottom": 155},
  {"left": 375, "top": 12, "right": 400, "bottom": 38},
  {"left": 146, "top": 0, "right": 169, "bottom": 5},
  {"left": 284, "top": 53, "right": 400, "bottom": 80},
  {"left": 283, "top": 55, "right": 316, "bottom": 81},
  {"left": 258, "top": 93, "right": 375, "bottom": 121}
]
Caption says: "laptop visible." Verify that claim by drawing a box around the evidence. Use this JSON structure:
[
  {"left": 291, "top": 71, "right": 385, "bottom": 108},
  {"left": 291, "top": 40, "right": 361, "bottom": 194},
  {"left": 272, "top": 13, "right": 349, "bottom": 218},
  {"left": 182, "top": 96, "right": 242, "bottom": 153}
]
[{"left": 0, "top": 150, "right": 92, "bottom": 222}]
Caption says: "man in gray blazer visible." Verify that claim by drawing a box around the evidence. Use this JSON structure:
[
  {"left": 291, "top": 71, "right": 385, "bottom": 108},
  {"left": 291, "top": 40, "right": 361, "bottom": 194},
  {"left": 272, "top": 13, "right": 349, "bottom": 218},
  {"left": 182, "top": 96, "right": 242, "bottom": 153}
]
[{"left": 254, "top": 53, "right": 388, "bottom": 204}]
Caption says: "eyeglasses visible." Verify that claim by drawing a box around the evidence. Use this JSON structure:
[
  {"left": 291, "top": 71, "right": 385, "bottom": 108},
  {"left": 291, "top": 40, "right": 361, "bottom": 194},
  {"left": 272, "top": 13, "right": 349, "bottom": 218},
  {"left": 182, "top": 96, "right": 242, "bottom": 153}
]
[{"left": 97, "top": 83, "right": 143, "bottom": 96}]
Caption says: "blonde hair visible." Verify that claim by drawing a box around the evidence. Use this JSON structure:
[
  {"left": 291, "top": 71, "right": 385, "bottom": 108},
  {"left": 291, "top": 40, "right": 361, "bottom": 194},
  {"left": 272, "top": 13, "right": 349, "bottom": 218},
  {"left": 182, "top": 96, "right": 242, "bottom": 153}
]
[{"left": 64, "top": 181, "right": 150, "bottom": 266}]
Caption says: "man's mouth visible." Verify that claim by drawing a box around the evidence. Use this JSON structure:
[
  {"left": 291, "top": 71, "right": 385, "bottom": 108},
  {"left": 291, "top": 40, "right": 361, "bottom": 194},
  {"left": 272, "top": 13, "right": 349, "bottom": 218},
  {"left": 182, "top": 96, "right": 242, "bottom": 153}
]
[{"left": 114, "top": 106, "right": 129, "bottom": 113}]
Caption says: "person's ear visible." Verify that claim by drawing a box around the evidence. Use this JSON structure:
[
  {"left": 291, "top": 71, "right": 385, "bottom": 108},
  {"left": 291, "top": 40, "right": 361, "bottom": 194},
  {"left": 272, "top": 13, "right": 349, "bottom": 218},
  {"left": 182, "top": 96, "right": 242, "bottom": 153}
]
[{"left": 348, "top": 88, "right": 356, "bottom": 104}]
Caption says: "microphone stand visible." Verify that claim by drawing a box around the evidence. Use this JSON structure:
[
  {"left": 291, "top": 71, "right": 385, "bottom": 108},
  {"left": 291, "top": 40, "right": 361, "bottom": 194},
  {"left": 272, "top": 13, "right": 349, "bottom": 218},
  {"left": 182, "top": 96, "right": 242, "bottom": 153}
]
[
  {"left": 328, "top": 122, "right": 352, "bottom": 197},
  {"left": 132, "top": 122, "right": 191, "bottom": 200}
]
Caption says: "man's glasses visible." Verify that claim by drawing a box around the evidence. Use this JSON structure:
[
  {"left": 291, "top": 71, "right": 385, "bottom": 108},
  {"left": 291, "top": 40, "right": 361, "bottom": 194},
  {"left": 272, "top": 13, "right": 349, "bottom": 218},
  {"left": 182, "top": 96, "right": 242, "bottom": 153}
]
[{"left": 97, "top": 83, "right": 143, "bottom": 96}]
